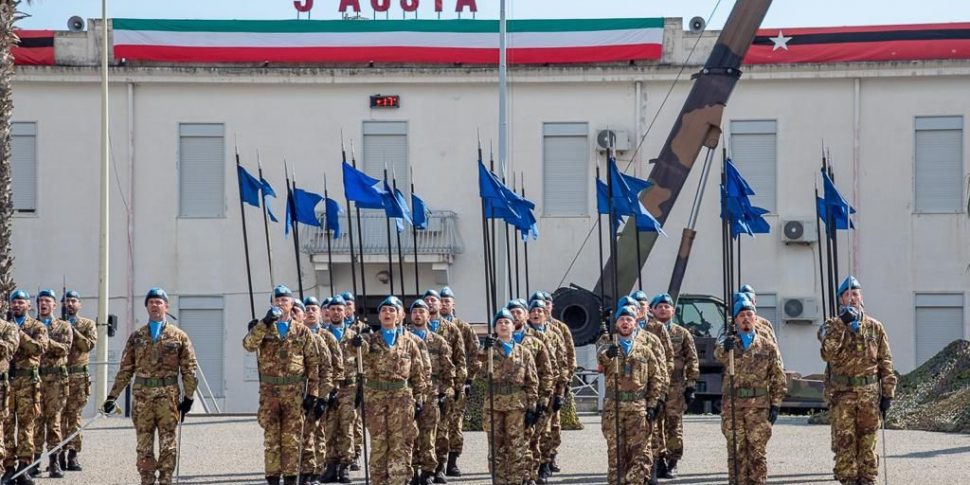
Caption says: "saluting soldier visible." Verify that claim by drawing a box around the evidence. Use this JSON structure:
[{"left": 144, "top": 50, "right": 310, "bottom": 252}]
[
  {"left": 438, "top": 287, "right": 479, "bottom": 478},
  {"left": 242, "top": 285, "right": 326, "bottom": 485},
  {"left": 632, "top": 291, "right": 674, "bottom": 485},
  {"left": 103, "top": 288, "right": 197, "bottom": 485},
  {"left": 3, "top": 290, "right": 48, "bottom": 485},
  {"left": 320, "top": 296, "right": 361, "bottom": 484},
  {"left": 715, "top": 297, "right": 786, "bottom": 485},
  {"left": 354, "top": 296, "right": 428, "bottom": 485},
  {"left": 820, "top": 277, "right": 896, "bottom": 485},
  {"left": 339, "top": 291, "right": 367, "bottom": 471},
  {"left": 32, "top": 289, "right": 73, "bottom": 479},
  {"left": 598, "top": 305, "right": 664, "bottom": 485},
  {"left": 650, "top": 293, "right": 699, "bottom": 479},
  {"left": 480, "top": 309, "right": 539, "bottom": 485},
  {"left": 60, "top": 290, "right": 97, "bottom": 473},
  {"left": 535, "top": 291, "right": 575, "bottom": 475},
  {"left": 512, "top": 299, "right": 554, "bottom": 485},
  {"left": 0, "top": 301, "right": 20, "bottom": 482}
]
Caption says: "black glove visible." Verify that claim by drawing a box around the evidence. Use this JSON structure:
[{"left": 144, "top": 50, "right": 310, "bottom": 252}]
[
  {"left": 102, "top": 397, "right": 116, "bottom": 415},
  {"left": 482, "top": 336, "right": 496, "bottom": 349},
  {"left": 684, "top": 386, "right": 696, "bottom": 406},
  {"left": 722, "top": 338, "right": 735, "bottom": 352},
  {"left": 351, "top": 334, "right": 364, "bottom": 348},
  {"left": 646, "top": 405, "right": 658, "bottom": 422},
  {"left": 525, "top": 408, "right": 539, "bottom": 427},
  {"left": 355, "top": 384, "right": 364, "bottom": 409},
  {"left": 768, "top": 405, "right": 779, "bottom": 425},
  {"left": 313, "top": 397, "right": 328, "bottom": 420},
  {"left": 552, "top": 395, "right": 564, "bottom": 412},
  {"left": 247, "top": 319, "right": 259, "bottom": 331},
  {"left": 839, "top": 306, "right": 860, "bottom": 325},
  {"left": 880, "top": 396, "right": 892, "bottom": 416},
  {"left": 463, "top": 380, "right": 473, "bottom": 397},
  {"left": 303, "top": 394, "right": 318, "bottom": 416},
  {"left": 178, "top": 397, "right": 193, "bottom": 422},
  {"left": 414, "top": 400, "right": 424, "bottom": 416},
  {"left": 604, "top": 344, "right": 619, "bottom": 359},
  {"left": 437, "top": 392, "right": 447, "bottom": 411},
  {"left": 328, "top": 388, "right": 339, "bottom": 407},
  {"left": 262, "top": 307, "right": 282, "bottom": 326}
]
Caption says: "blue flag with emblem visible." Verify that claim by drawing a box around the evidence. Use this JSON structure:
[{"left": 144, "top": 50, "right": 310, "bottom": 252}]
[
  {"left": 342, "top": 162, "right": 386, "bottom": 209},
  {"left": 412, "top": 193, "right": 430, "bottom": 230},
  {"left": 324, "top": 197, "right": 343, "bottom": 238},
  {"left": 817, "top": 168, "right": 856, "bottom": 236},
  {"left": 720, "top": 159, "right": 771, "bottom": 238},
  {"left": 285, "top": 186, "right": 324, "bottom": 236}
]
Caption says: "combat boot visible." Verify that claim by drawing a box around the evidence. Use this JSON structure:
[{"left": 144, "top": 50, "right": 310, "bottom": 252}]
[
  {"left": 548, "top": 454, "right": 560, "bottom": 473},
  {"left": 646, "top": 462, "right": 659, "bottom": 485},
  {"left": 48, "top": 455, "right": 64, "bottom": 479},
  {"left": 265, "top": 476, "right": 281, "bottom": 485},
  {"left": 26, "top": 456, "right": 40, "bottom": 478},
  {"left": 349, "top": 454, "right": 360, "bottom": 471},
  {"left": 433, "top": 462, "right": 447, "bottom": 483},
  {"left": 2, "top": 467, "right": 14, "bottom": 485},
  {"left": 283, "top": 476, "right": 298, "bottom": 485},
  {"left": 16, "top": 462, "right": 35, "bottom": 485},
  {"left": 319, "top": 463, "right": 338, "bottom": 483},
  {"left": 65, "top": 450, "right": 81, "bottom": 472},
  {"left": 657, "top": 457, "right": 672, "bottom": 479},
  {"left": 419, "top": 471, "right": 436, "bottom": 485},
  {"left": 336, "top": 464, "right": 351, "bottom": 484},
  {"left": 445, "top": 452, "right": 461, "bottom": 477},
  {"left": 666, "top": 459, "right": 679, "bottom": 478},
  {"left": 57, "top": 452, "right": 66, "bottom": 473}
]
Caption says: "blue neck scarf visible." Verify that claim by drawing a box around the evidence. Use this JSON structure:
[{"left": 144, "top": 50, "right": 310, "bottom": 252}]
[
  {"left": 14, "top": 315, "right": 25, "bottom": 326},
  {"left": 411, "top": 328, "right": 428, "bottom": 341},
  {"left": 329, "top": 323, "right": 345, "bottom": 342},
  {"left": 382, "top": 328, "right": 398, "bottom": 347},
  {"left": 499, "top": 340, "right": 514, "bottom": 357},
  {"left": 276, "top": 321, "right": 290, "bottom": 340},
  {"left": 149, "top": 321, "right": 165, "bottom": 342},
  {"left": 618, "top": 336, "right": 634, "bottom": 355},
  {"left": 428, "top": 319, "right": 440, "bottom": 333},
  {"left": 68, "top": 316, "right": 77, "bottom": 325},
  {"left": 739, "top": 330, "right": 756, "bottom": 350},
  {"left": 512, "top": 329, "right": 526, "bottom": 344},
  {"left": 638, "top": 319, "right": 646, "bottom": 330},
  {"left": 307, "top": 324, "right": 320, "bottom": 334},
  {"left": 663, "top": 320, "right": 673, "bottom": 332},
  {"left": 343, "top": 316, "right": 354, "bottom": 326},
  {"left": 529, "top": 323, "right": 545, "bottom": 333},
  {"left": 41, "top": 317, "right": 52, "bottom": 326},
  {"left": 443, "top": 313, "right": 454, "bottom": 322}
]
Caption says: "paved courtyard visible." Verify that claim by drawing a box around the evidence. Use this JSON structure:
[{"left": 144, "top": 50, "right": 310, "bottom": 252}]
[{"left": 31, "top": 413, "right": 970, "bottom": 484}]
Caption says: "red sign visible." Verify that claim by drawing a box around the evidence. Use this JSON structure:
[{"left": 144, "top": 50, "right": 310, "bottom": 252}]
[{"left": 315, "top": 0, "right": 478, "bottom": 14}]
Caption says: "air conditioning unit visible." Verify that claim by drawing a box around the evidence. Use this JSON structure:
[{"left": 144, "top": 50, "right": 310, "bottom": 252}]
[
  {"left": 781, "top": 219, "right": 817, "bottom": 244},
  {"left": 596, "top": 129, "right": 631, "bottom": 152},
  {"left": 781, "top": 297, "right": 819, "bottom": 324}
]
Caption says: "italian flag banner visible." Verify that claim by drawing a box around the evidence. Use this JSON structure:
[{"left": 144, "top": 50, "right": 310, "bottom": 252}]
[{"left": 112, "top": 18, "right": 664, "bottom": 64}]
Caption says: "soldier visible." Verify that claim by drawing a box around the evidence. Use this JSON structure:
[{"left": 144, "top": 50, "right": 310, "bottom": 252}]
[
  {"left": 535, "top": 291, "right": 575, "bottom": 475},
  {"left": 305, "top": 296, "right": 345, "bottom": 484},
  {"left": 320, "top": 296, "right": 359, "bottom": 484},
  {"left": 522, "top": 298, "right": 567, "bottom": 483},
  {"left": 242, "top": 285, "right": 327, "bottom": 485},
  {"left": 408, "top": 299, "right": 455, "bottom": 485},
  {"left": 598, "top": 306, "right": 663, "bottom": 485},
  {"left": 715, "top": 297, "right": 786, "bottom": 485},
  {"left": 293, "top": 299, "right": 334, "bottom": 485},
  {"left": 0, "top": 300, "right": 20, "bottom": 482},
  {"left": 32, "top": 289, "right": 73, "bottom": 479},
  {"left": 438, "top": 287, "right": 479, "bottom": 478},
  {"left": 738, "top": 285, "right": 779, "bottom": 345},
  {"left": 632, "top": 291, "right": 673, "bottom": 485},
  {"left": 480, "top": 309, "right": 539, "bottom": 485},
  {"left": 3, "top": 290, "right": 48, "bottom": 485},
  {"left": 60, "top": 290, "right": 97, "bottom": 472},
  {"left": 820, "top": 276, "right": 896, "bottom": 485},
  {"left": 354, "top": 296, "right": 428, "bottom": 485},
  {"left": 651, "top": 293, "right": 699, "bottom": 479},
  {"left": 340, "top": 291, "right": 367, "bottom": 471},
  {"left": 102, "top": 288, "right": 197, "bottom": 485},
  {"left": 516, "top": 299, "right": 554, "bottom": 485}
]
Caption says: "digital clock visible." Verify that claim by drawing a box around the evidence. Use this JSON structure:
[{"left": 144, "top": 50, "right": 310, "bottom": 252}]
[{"left": 370, "top": 95, "right": 401, "bottom": 108}]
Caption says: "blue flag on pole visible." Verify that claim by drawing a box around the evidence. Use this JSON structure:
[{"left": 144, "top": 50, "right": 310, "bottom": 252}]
[
  {"left": 342, "top": 162, "right": 386, "bottom": 209},
  {"left": 605, "top": 158, "right": 665, "bottom": 235},
  {"left": 260, "top": 177, "right": 279, "bottom": 223},
  {"left": 478, "top": 161, "right": 539, "bottom": 239},
  {"left": 324, "top": 197, "right": 343, "bottom": 238},
  {"left": 818, "top": 169, "right": 856, "bottom": 235},
  {"left": 720, "top": 159, "right": 771, "bottom": 238},
  {"left": 285, "top": 187, "right": 324, "bottom": 236},
  {"left": 596, "top": 179, "right": 625, "bottom": 231},
  {"left": 237, "top": 165, "right": 262, "bottom": 207},
  {"left": 412, "top": 193, "right": 430, "bottom": 230},
  {"left": 381, "top": 180, "right": 412, "bottom": 233}
]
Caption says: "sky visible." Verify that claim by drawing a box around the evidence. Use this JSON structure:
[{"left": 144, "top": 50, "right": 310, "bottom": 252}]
[{"left": 17, "top": 0, "right": 970, "bottom": 30}]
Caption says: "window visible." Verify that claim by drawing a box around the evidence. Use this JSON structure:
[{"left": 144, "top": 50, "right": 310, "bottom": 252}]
[
  {"left": 756, "top": 293, "right": 778, "bottom": 332},
  {"left": 179, "top": 123, "right": 225, "bottom": 218},
  {"left": 915, "top": 116, "right": 964, "bottom": 213},
  {"left": 915, "top": 293, "right": 964, "bottom": 365},
  {"left": 542, "top": 122, "right": 588, "bottom": 216},
  {"left": 11, "top": 122, "right": 37, "bottom": 212},
  {"left": 730, "top": 120, "right": 777, "bottom": 212},
  {"left": 362, "top": 121, "right": 408, "bottom": 191},
  {"left": 178, "top": 296, "right": 225, "bottom": 398}
]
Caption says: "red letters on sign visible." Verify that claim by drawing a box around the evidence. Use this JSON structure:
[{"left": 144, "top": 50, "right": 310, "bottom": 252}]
[
  {"left": 293, "top": 0, "right": 313, "bottom": 13},
  {"left": 338, "top": 0, "right": 361, "bottom": 12},
  {"left": 330, "top": 0, "right": 478, "bottom": 14},
  {"left": 401, "top": 0, "right": 419, "bottom": 12},
  {"left": 455, "top": 0, "right": 477, "bottom": 12},
  {"left": 371, "top": 0, "right": 391, "bottom": 12},
  {"left": 435, "top": 0, "right": 444, "bottom": 12}
]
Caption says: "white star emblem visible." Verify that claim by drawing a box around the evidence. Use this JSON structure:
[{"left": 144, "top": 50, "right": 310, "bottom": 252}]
[{"left": 770, "top": 30, "right": 792, "bottom": 51}]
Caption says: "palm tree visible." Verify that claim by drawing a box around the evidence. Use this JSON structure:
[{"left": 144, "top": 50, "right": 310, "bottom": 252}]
[{"left": 0, "top": 0, "right": 26, "bottom": 309}]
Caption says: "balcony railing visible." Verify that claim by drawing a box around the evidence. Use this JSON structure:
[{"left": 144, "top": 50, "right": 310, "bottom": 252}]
[{"left": 302, "top": 210, "right": 464, "bottom": 257}]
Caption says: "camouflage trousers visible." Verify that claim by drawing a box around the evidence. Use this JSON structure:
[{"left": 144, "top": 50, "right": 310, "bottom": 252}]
[
  {"left": 447, "top": 386, "right": 468, "bottom": 453},
  {"left": 34, "top": 376, "right": 68, "bottom": 453},
  {"left": 364, "top": 389, "right": 415, "bottom": 485},
  {"left": 411, "top": 394, "right": 440, "bottom": 473},
  {"left": 63, "top": 374, "right": 91, "bottom": 452},
  {"left": 651, "top": 402, "right": 667, "bottom": 460},
  {"left": 354, "top": 405, "right": 364, "bottom": 459},
  {"left": 324, "top": 386, "right": 356, "bottom": 465},
  {"left": 433, "top": 396, "right": 451, "bottom": 466},
  {"left": 4, "top": 376, "right": 39, "bottom": 465},
  {"left": 665, "top": 384, "right": 688, "bottom": 461},
  {"left": 527, "top": 405, "right": 553, "bottom": 479},
  {"left": 602, "top": 404, "right": 652, "bottom": 485},
  {"left": 721, "top": 406, "right": 772, "bottom": 485},
  {"left": 257, "top": 383, "right": 305, "bottom": 477},
  {"left": 0, "top": 384, "right": 7, "bottom": 470},
  {"left": 299, "top": 415, "right": 322, "bottom": 475},
  {"left": 483, "top": 407, "right": 528, "bottom": 485},
  {"left": 131, "top": 385, "right": 181, "bottom": 485},
  {"left": 830, "top": 390, "right": 882, "bottom": 483},
  {"left": 312, "top": 412, "right": 327, "bottom": 474},
  {"left": 548, "top": 406, "right": 562, "bottom": 461}
]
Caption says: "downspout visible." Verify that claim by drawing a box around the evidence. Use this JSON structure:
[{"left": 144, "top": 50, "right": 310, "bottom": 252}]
[
  {"left": 851, "top": 78, "right": 861, "bottom": 276},
  {"left": 127, "top": 82, "right": 135, "bottom": 336}
]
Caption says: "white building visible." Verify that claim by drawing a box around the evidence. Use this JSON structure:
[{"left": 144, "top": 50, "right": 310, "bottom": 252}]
[{"left": 11, "top": 17, "right": 970, "bottom": 411}]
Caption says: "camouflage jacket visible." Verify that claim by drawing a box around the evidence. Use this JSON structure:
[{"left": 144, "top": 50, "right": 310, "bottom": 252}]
[
  {"left": 515, "top": 327, "right": 554, "bottom": 404},
  {"left": 0, "top": 319, "right": 20, "bottom": 374},
  {"left": 406, "top": 331, "right": 433, "bottom": 390},
  {"left": 360, "top": 328, "right": 429, "bottom": 398},
  {"left": 67, "top": 316, "right": 98, "bottom": 367},
  {"left": 820, "top": 314, "right": 896, "bottom": 398},
  {"left": 309, "top": 325, "right": 344, "bottom": 383},
  {"left": 11, "top": 315, "right": 49, "bottom": 371},
  {"left": 38, "top": 317, "right": 73, "bottom": 372},
  {"left": 756, "top": 316, "right": 778, "bottom": 345},
  {"left": 645, "top": 318, "right": 676, "bottom": 375},
  {"left": 445, "top": 314, "right": 482, "bottom": 381},
  {"left": 430, "top": 318, "right": 467, "bottom": 387},
  {"left": 549, "top": 318, "right": 577, "bottom": 381},
  {"left": 478, "top": 341, "right": 539, "bottom": 412},
  {"left": 666, "top": 322, "right": 700, "bottom": 388},
  {"left": 527, "top": 323, "right": 569, "bottom": 389},
  {"left": 243, "top": 319, "right": 322, "bottom": 397},
  {"left": 307, "top": 327, "right": 335, "bottom": 398},
  {"left": 412, "top": 328, "right": 455, "bottom": 398},
  {"left": 110, "top": 322, "right": 198, "bottom": 398},
  {"left": 597, "top": 335, "right": 664, "bottom": 412},
  {"left": 616, "top": 328, "right": 668, "bottom": 394},
  {"left": 715, "top": 332, "right": 786, "bottom": 409},
  {"left": 328, "top": 324, "right": 361, "bottom": 386}
]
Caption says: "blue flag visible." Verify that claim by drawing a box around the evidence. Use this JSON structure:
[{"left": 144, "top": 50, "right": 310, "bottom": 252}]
[
  {"left": 604, "top": 158, "right": 665, "bottom": 235},
  {"left": 324, "top": 197, "right": 343, "bottom": 238},
  {"left": 412, "top": 193, "right": 430, "bottom": 230},
  {"left": 285, "top": 187, "right": 324, "bottom": 236},
  {"left": 720, "top": 159, "right": 771, "bottom": 238},
  {"left": 237, "top": 165, "right": 262, "bottom": 207},
  {"left": 381, "top": 180, "right": 412, "bottom": 233},
  {"left": 342, "top": 162, "right": 386, "bottom": 209},
  {"left": 260, "top": 177, "right": 279, "bottom": 223},
  {"left": 818, "top": 169, "right": 856, "bottom": 235}
]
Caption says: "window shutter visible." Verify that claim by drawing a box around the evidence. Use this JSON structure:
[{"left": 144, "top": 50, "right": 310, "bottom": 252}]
[
  {"left": 179, "top": 123, "right": 225, "bottom": 218},
  {"left": 11, "top": 122, "right": 37, "bottom": 212},
  {"left": 178, "top": 296, "right": 225, "bottom": 398},
  {"left": 915, "top": 116, "right": 963, "bottom": 213},
  {"left": 730, "top": 120, "right": 777, "bottom": 212},
  {"left": 542, "top": 123, "right": 588, "bottom": 216},
  {"left": 915, "top": 293, "right": 964, "bottom": 365},
  {"left": 362, "top": 121, "right": 408, "bottom": 237}
]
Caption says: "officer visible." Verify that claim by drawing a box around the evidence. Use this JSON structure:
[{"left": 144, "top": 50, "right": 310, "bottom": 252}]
[
  {"left": 598, "top": 306, "right": 663, "bottom": 485},
  {"left": 320, "top": 296, "right": 360, "bottom": 484},
  {"left": 0, "top": 301, "right": 20, "bottom": 482},
  {"left": 242, "top": 285, "right": 326, "bottom": 485},
  {"left": 354, "top": 296, "right": 428, "bottom": 485},
  {"left": 340, "top": 291, "right": 367, "bottom": 470},
  {"left": 421, "top": 289, "right": 466, "bottom": 482},
  {"left": 32, "top": 290, "right": 73, "bottom": 479},
  {"left": 437, "top": 287, "right": 479, "bottom": 478},
  {"left": 480, "top": 309, "right": 539, "bottom": 485},
  {"left": 103, "top": 288, "right": 197, "bottom": 485},
  {"left": 3, "top": 290, "right": 48, "bottom": 485},
  {"left": 632, "top": 291, "right": 673, "bottom": 485},
  {"left": 820, "top": 276, "right": 896, "bottom": 485},
  {"left": 738, "top": 285, "right": 779, "bottom": 345},
  {"left": 304, "top": 296, "right": 345, "bottom": 484},
  {"left": 516, "top": 299, "right": 554, "bottom": 485},
  {"left": 408, "top": 299, "right": 455, "bottom": 485},
  {"left": 535, "top": 291, "right": 576, "bottom": 475},
  {"left": 715, "top": 297, "right": 786, "bottom": 485},
  {"left": 60, "top": 290, "right": 97, "bottom": 472},
  {"left": 650, "top": 293, "right": 699, "bottom": 478}
]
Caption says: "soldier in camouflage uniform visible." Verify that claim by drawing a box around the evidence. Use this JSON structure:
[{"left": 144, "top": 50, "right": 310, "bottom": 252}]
[
  {"left": 522, "top": 298, "right": 567, "bottom": 484},
  {"left": 304, "top": 297, "right": 345, "bottom": 483},
  {"left": 535, "top": 291, "right": 575, "bottom": 475},
  {"left": 60, "top": 290, "right": 97, "bottom": 472},
  {"left": 31, "top": 290, "right": 73, "bottom": 479},
  {"left": 0, "top": 303, "right": 20, "bottom": 482},
  {"left": 480, "top": 309, "right": 539, "bottom": 485},
  {"left": 598, "top": 306, "right": 663, "bottom": 485},
  {"left": 650, "top": 293, "right": 699, "bottom": 478},
  {"left": 820, "top": 277, "right": 896, "bottom": 485},
  {"left": 715, "top": 297, "right": 786, "bottom": 485},
  {"left": 738, "top": 285, "right": 779, "bottom": 346},
  {"left": 242, "top": 285, "right": 327, "bottom": 485},
  {"left": 408, "top": 299, "right": 455, "bottom": 485},
  {"left": 320, "top": 296, "right": 360, "bottom": 484},
  {"left": 292, "top": 299, "right": 334, "bottom": 485},
  {"left": 103, "top": 288, "right": 198, "bottom": 485},
  {"left": 354, "top": 296, "right": 428, "bottom": 485},
  {"left": 512, "top": 299, "right": 554, "bottom": 485},
  {"left": 340, "top": 291, "right": 367, "bottom": 471},
  {"left": 3, "top": 290, "right": 48, "bottom": 485},
  {"left": 438, "top": 287, "right": 479, "bottom": 478},
  {"left": 631, "top": 292, "right": 673, "bottom": 485}
]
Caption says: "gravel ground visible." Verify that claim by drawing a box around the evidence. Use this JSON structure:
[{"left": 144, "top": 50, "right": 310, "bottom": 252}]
[{"left": 31, "top": 413, "right": 970, "bottom": 484}]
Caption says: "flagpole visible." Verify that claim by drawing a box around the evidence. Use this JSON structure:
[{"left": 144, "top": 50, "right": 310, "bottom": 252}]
[
  {"left": 341, "top": 138, "right": 360, "bottom": 305},
  {"left": 604, "top": 149, "right": 624, "bottom": 485},
  {"left": 382, "top": 168, "right": 395, "bottom": 295},
  {"left": 350, "top": 144, "right": 369, "bottom": 321},
  {"left": 410, "top": 170, "right": 420, "bottom": 294},
  {"left": 392, "top": 175, "right": 406, "bottom": 295},
  {"left": 476, "top": 142, "right": 497, "bottom": 485},
  {"left": 634, "top": 221, "right": 643, "bottom": 292},
  {"left": 235, "top": 152, "right": 257, "bottom": 319},
  {"left": 512, "top": 174, "right": 521, "bottom": 298},
  {"left": 827, "top": 161, "right": 840, "bottom": 292},
  {"left": 720, "top": 153, "right": 740, "bottom": 485},
  {"left": 520, "top": 175, "right": 530, "bottom": 296},
  {"left": 324, "top": 176, "right": 335, "bottom": 291},
  {"left": 606, "top": 153, "right": 619, "bottom": 305},
  {"left": 257, "top": 153, "right": 276, "bottom": 285},
  {"left": 814, "top": 183, "right": 827, "bottom": 320},
  {"left": 489, "top": 154, "right": 500, "bottom": 307},
  {"left": 595, "top": 163, "right": 607, "bottom": 333},
  {"left": 285, "top": 161, "right": 305, "bottom": 300},
  {"left": 822, "top": 159, "right": 837, "bottom": 316}
]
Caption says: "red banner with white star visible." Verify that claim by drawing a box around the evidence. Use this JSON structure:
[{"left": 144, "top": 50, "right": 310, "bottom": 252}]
[{"left": 745, "top": 22, "right": 970, "bottom": 64}]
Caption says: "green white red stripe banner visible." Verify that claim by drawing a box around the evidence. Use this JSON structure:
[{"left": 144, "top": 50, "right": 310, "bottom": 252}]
[{"left": 112, "top": 18, "right": 664, "bottom": 64}]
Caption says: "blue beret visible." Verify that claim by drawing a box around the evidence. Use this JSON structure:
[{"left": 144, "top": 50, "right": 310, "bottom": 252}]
[
  {"left": 328, "top": 296, "right": 346, "bottom": 307},
  {"left": 303, "top": 296, "right": 320, "bottom": 307},
  {"left": 321, "top": 297, "right": 333, "bottom": 307},
  {"left": 529, "top": 291, "right": 545, "bottom": 302},
  {"left": 541, "top": 291, "right": 553, "bottom": 302},
  {"left": 650, "top": 293, "right": 674, "bottom": 308},
  {"left": 36, "top": 289, "right": 56, "bottom": 302},
  {"left": 9, "top": 289, "right": 29, "bottom": 302},
  {"left": 733, "top": 297, "right": 756, "bottom": 317},
  {"left": 617, "top": 296, "right": 639, "bottom": 309},
  {"left": 293, "top": 300, "right": 306, "bottom": 311},
  {"left": 273, "top": 285, "right": 293, "bottom": 299},
  {"left": 439, "top": 287, "right": 455, "bottom": 298},
  {"left": 630, "top": 290, "right": 649, "bottom": 302},
  {"left": 739, "top": 284, "right": 755, "bottom": 295},
  {"left": 492, "top": 308, "right": 513, "bottom": 325},
  {"left": 838, "top": 276, "right": 861, "bottom": 296},
  {"left": 340, "top": 291, "right": 355, "bottom": 302},
  {"left": 144, "top": 287, "right": 169, "bottom": 306},
  {"left": 423, "top": 289, "right": 441, "bottom": 299},
  {"left": 409, "top": 299, "right": 429, "bottom": 312},
  {"left": 615, "top": 306, "right": 638, "bottom": 320},
  {"left": 506, "top": 299, "right": 527, "bottom": 311},
  {"left": 63, "top": 290, "right": 81, "bottom": 301},
  {"left": 378, "top": 296, "right": 402, "bottom": 310},
  {"left": 528, "top": 299, "right": 547, "bottom": 311}
]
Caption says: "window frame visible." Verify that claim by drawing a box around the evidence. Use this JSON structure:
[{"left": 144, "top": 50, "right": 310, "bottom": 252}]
[
  {"left": 728, "top": 119, "right": 778, "bottom": 214},
  {"left": 541, "top": 121, "right": 590, "bottom": 218},
  {"left": 913, "top": 115, "right": 965, "bottom": 214},
  {"left": 11, "top": 121, "right": 39, "bottom": 215},
  {"left": 177, "top": 122, "right": 226, "bottom": 219}
]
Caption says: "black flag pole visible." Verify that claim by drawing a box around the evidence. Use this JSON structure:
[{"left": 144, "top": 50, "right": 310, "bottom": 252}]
[
  {"left": 391, "top": 171, "right": 406, "bottom": 295},
  {"left": 324, "top": 175, "right": 335, "bottom": 291},
  {"left": 827, "top": 154, "right": 840, "bottom": 294},
  {"left": 340, "top": 135, "right": 360, "bottom": 304},
  {"left": 235, "top": 148, "right": 256, "bottom": 319},
  {"left": 410, "top": 167, "right": 420, "bottom": 294},
  {"left": 520, "top": 173, "right": 531, "bottom": 296},
  {"left": 512, "top": 173, "right": 521, "bottom": 298},
  {"left": 814, "top": 181, "right": 828, "bottom": 320},
  {"left": 489, "top": 148, "right": 499, "bottom": 308},
  {"left": 595, "top": 162, "right": 607, "bottom": 332},
  {"left": 256, "top": 152, "right": 275, "bottom": 285},
  {"left": 605, "top": 146, "right": 623, "bottom": 482},
  {"left": 350, "top": 142, "right": 369, "bottom": 322},
  {"left": 476, "top": 138, "right": 497, "bottom": 485},
  {"left": 822, "top": 152, "right": 837, "bottom": 316},
  {"left": 284, "top": 160, "right": 305, "bottom": 300},
  {"left": 382, "top": 166, "right": 396, "bottom": 295},
  {"left": 720, "top": 150, "right": 739, "bottom": 485}
]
